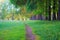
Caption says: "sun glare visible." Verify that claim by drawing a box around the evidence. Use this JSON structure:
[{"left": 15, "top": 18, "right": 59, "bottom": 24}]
[{"left": 0, "top": 0, "right": 4, "bottom": 3}]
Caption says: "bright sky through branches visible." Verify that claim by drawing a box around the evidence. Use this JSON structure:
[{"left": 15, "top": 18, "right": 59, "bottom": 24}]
[
  {"left": 0, "top": 0, "right": 9, "bottom": 3},
  {"left": 0, "top": 0, "right": 4, "bottom": 3}
]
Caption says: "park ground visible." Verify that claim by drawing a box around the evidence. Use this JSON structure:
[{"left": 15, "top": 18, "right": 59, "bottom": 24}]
[{"left": 0, "top": 20, "right": 60, "bottom": 40}]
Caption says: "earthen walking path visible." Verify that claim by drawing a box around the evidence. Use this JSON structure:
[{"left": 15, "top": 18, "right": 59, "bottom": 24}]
[{"left": 25, "top": 24, "right": 35, "bottom": 40}]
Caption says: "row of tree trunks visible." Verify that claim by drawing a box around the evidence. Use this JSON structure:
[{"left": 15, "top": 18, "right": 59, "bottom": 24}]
[
  {"left": 30, "top": 14, "right": 44, "bottom": 20},
  {"left": 46, "top": 0, "right": 59, "bottom": 21},
  {"left": 30, "top": 0, "right": 60, "bottom": 21}
]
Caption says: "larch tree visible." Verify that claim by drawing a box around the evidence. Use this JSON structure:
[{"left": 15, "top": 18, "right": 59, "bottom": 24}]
[{"left": 10, "top": 0, "right": 45, "bottom": 20}]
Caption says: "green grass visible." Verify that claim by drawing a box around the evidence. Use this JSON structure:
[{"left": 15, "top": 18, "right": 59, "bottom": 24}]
[
  {"left": 25, "top": 20, "right": 60, "bottom": 40},
  {"left": 0, "top": 21, "right": 25, "bottom": 40},
  {"left": 0, "top": 20, "right": 60, "bottom": 40}
]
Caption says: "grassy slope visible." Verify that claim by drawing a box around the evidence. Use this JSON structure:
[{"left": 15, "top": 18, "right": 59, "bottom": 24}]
[
  {"left": 26, "top": 20, "right": 60, "bottom": 40},
  {"left": 0, "top": 21, "right": 25, "bottom": 40},
  {"left": 0, "top": 20, "right": 60, "bottom": 40}
]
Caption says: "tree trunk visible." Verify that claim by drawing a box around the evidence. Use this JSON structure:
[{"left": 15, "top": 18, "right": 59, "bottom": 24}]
[
  {"left": 30, "top": 15, "right": 36, "bottom": 20},
  {"left": 57, "top": 9, "right": 60, "bottom": 20},
  {"left": 48, "top": 5, "right": 51, "bottom": 21},
  {"left": 53, "top": 13, "right": 56, "bottom": 20},
  {"left": 36, "top": 14, "right": 43, "bottom": 20},
  {"left": 57, "top": 0, "right": 60, "bottom": 20},
  {"left": 30, "top": 14, "right": 44, "bottom": 20},
  {"left": 53, "top": 0, "right": 56, "bottom": 20}
]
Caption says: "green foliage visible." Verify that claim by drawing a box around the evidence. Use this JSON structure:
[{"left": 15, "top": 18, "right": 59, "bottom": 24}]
[
  {"left": 10, "top": 0, "right": 27, "bottom": 7},
  {"left": 10, "top": 0, "right": 44, "bottom": 14},
  {"left": 10, "top": 0, "right": 58, "bottom": 19},
  {"left": 26, "top": 0, "right": 44, "bottom": 11},
  {"left": 32, "top": 9, "right": 43, "bottom": 15}
]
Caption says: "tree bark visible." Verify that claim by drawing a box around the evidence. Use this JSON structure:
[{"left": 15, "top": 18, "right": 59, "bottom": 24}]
[
  {"left": 57, "top": 0, "right": 60, "bottom": 20},
  {"left": 48, "top": 4, "right": 51, "bottom": 21},
  {"left": 53, "top": 0, "right": 56, "bottom": 20}
]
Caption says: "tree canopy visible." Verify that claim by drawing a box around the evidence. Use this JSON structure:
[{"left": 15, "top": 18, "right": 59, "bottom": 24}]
[{"left": 10, "top": 0, "right": 44, "bottom": 12}]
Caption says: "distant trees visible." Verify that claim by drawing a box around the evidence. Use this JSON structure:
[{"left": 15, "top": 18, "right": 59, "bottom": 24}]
[
  {"left": 9, "top": 0, "right": 60, "bottom": 20},
  {"left": 0, "top": 3, "right": 7, "bottom": 19},
  {"left": 10, "top": 0, "right": 44, "bottom": 20},
  {"left": 29, "top": 0, "right": 59, "bottom": 20},
  {"left": 0, "top": 2, "right": 21, "bottom": 20},
  {"left": 0, "top": 0, "right": 59, "bottom": 21},
  {"left": 43, "top": 0, "right": 59, "bottom": 21}
]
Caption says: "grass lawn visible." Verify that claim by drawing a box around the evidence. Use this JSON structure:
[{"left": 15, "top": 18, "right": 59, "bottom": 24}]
[
  {"left": 25, "top": 20, "right": 60, "bottom": 40},
  {"left": 0, "top": 21, "right": 25, "bottom": 40},
  {"left": 0, "top": 20, "right": 60, "bottom": 40}
]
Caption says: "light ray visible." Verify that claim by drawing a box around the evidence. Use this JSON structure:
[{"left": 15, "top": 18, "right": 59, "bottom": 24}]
[{"left": 0, "top": 0, "right": 4, "bottom": 3}]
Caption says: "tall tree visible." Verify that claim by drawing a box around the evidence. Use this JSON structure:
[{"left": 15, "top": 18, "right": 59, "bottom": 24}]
[
  {"left": 10, "top": 0, "right": 44, "bottom": 20},
  {"left": 53, "top": 0, "right": 57, "bottom": 20},
  {"left": 57, "top": 0, "right": 60, "bottom": 20}
]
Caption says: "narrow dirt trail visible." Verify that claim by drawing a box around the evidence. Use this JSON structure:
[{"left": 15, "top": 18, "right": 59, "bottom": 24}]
[
  {"left": 25, "top": 24, "right": 40, "bottom": 40},
  {"left": 25, "top": 24, "right": 35, "bottom": 40},
  {"left": 23, "top": 20, "right": 40, "bottom": 40}
]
